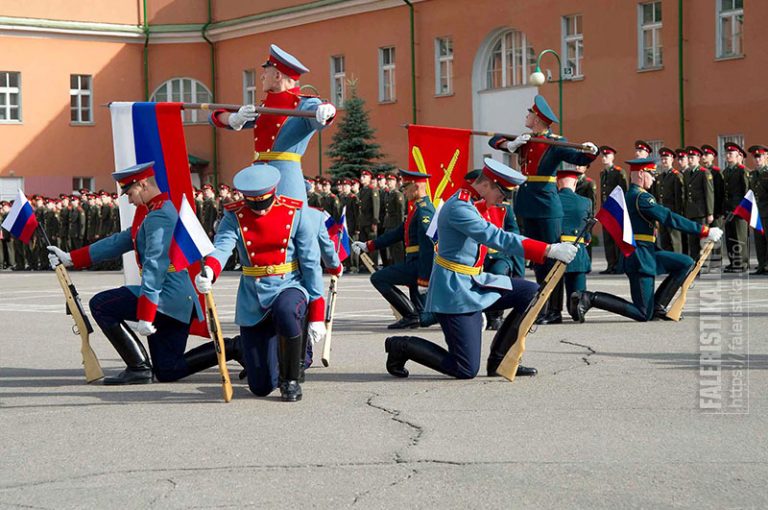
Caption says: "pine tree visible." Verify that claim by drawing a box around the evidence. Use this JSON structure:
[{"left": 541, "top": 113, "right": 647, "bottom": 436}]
[{"left": 326, "top": 80, "right": 395, "bottom": 179}]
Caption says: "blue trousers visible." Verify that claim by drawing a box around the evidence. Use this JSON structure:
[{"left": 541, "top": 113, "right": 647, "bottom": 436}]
[
  {"left": 370, "top": 260, "right": 425, "bottom": 316},
  {"left": 521, "top": 217, "right": 562, "bottom": 284},
  {"left": 434, "top": 278, "right": 538, "bottom": 379},
  {"left": 239, "top": 288, "right": 306, "bottom": 397},
  {"left": 89, "top": 287, "right": 191, "bottom": 382}
]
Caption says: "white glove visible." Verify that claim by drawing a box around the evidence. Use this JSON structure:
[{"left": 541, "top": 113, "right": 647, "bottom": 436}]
[
  {"left": 228, "top": 104, "right": 257, "bottom": 131},
  {"left": 352, "top": 241, "right": 369, "bottom": 255},
  {"left": 308, "top": 321, "right": 327, "bottom": 345},
  {"left": 418, "top": 285, "right": 429, "bottom": 296},
  {"left": 504, "top": 134, "right": 531, "bottom": 152},
  {"left": 315, "top": 103, "right": 336, "bottom": 125},
  {"left": 47, "top": 246, "right": 72, "bottom": 268},
  {"left": 547, "top": 242, "right": 579, "bottom": 263},
  {"left": 583, "top": 142, "right": 599, "bottom": 155},
  {"left": 195, "top": 266, "right": 214, "bottom": 294},
  {"left": 706, "top": 227, "right": 723, "bottom": 243},
  {"left": 137, "top": 320, "right": 156, "bottom": 337}
]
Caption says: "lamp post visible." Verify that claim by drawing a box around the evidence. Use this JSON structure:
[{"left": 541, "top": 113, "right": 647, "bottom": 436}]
[
  {"left": 300, "top": 84, "right": 323, "bottom": 176},
  {"left": 529, "top": 49, "right": 563, "bottom": 134}
]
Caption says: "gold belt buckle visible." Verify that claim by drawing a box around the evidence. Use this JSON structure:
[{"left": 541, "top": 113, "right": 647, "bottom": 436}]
[
  {"left": 266, "top": 265, "right": 275, "bottom": 275},
  {"left": 254, "top": 151, "right": 260, "bottom": 160}
]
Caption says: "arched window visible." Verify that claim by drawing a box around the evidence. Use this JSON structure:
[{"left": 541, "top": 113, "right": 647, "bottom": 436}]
[
  {"left": 151, "top": 78, "right": 212, "bottom": 124},
  {"left": 485, "top": 30, "right": 536, "bottom": 89}
]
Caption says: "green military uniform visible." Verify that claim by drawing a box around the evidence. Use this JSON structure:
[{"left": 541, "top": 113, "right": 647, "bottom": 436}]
[
  {"left": 657, "top": 164, "right": 685, "bottom": 253},
  {"left": 682, "top": 161, "right": 714, "bottom": 262},
  {"left": 43, "top": 206, "right": 60, "bottom": 269},
  {"left": 702, "top": 143, "right": 725, "bottom": 268},
  {"left": 0, "top": 205, "right": 13, "bottom": 269},
  {"left": 357, "top": 174, "right": 380, "bottom": 270},
  {"left": 202, "top": 197, "right": 218, "bottom": 239},
  {"left": 68, "top": 203, "right": 86, "bottom": 250},
  {"left": 58, "top": 201, "right": 70, "bottom": 251},
  {"left": 722, "top": 159, "right": 750, "bottom": 271},
  {"left": 378, "top": 184, "right": 390, "bottom": 266},
  {"left": 558, "top": 186, "right": 592, "bottom": 321},
  {"left": 383, "top": 183, "right": 406, "bottom": 265},
  {"left": 86, "top": 201, "right": 101, "bottom": 245},
  {"left": 599, "top": 155, "right": 627, "bottom": 273},
  {"left": 33, "top": 203, "right": 47, "bottom": 270},
  {"left": 320, "top": 190, "right": 342, "bottom": 222},
  {"left": 748, "top": 145, "right": 768, "bottom": 274},
  {"left": 575, "top": 174, "right": 596, "bottom": 260}
]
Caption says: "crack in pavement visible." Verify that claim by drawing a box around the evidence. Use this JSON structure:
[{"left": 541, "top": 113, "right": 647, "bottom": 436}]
[
  {"left": 554, "top": 339, "right": 597, "bottom": 375},
  {"left": 351, "top": 468, "right": 417, "bottom": 507},
  {"left": 364, "top": 393, "right": 424, "bottom": 463}
]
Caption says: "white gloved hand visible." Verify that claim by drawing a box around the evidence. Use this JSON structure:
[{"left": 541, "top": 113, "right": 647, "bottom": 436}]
[
  {"left": 504, "top": 134, "right": 531, "bottom": 152},
  {"left": 352, "top": 241, "right": 369, "bottom": 255},
  {"left": 706, "top": 227, "right": 723, "bottom": 243},
  {"left": 547, "top": 242, "right": 579, "bottom": 263},
  {"left": 418, "top": 285, "right": 429, "bottom": 296},
  {"left": 308, "top": 321, "right": 327, "bottom": 344},
  {"left": 583, "top": 142, "right": 599, "bottom": 155},
  {"left": 228, "top": 104, "right": 257, "bottom": 131},
  {"left": 137, "top": 320, "right": 157, "bottom": 337},
  {"left": 195, "top": 266, "right": 214, "bottom": 294},
  {"left": 315, "top": 103, "right": 336, "bottom": 125},
  {"left": 47, "top": 246, "right": 72, "bottom": 268}
]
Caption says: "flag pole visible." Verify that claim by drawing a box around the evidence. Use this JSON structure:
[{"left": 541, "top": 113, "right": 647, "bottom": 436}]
[
  {"left": 102, "top": 102, "right": 316, "bottom": 118},
  {"left": 401, "top": 123, "right": 592, "bottom": 151}
]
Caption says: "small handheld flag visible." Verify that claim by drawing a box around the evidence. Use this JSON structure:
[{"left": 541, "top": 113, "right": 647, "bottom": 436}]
[
  {"left": 1, "top": 190, "right": 39, "bottom": 244},
  {"left": 169, "top": 195, "right": 215, "bottom": 271},
  {"left": 325, "top": 206, "right": 351, "bottom": 262},
  {"left": 733, "top": 190, "right": 764, "bottom": 233},
  {"left": 596, "top": 186, "right": 636, "bottom": 256}
]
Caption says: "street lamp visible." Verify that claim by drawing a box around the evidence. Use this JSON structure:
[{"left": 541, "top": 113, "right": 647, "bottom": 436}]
[{"left": 529, "top": 49, "right": 563, "bottom": 134}]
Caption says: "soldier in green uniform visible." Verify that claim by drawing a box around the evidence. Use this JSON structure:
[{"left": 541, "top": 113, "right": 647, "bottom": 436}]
[
  {"left": 200, "top": 184, "right": 218, "bottom": 240},
  {"left": 722, "top": 142, "right": 750, "bottom": 272},
  {"left": 656, "top": 147, "right": 685, "bottom": 253},
  {"left": 338, "top": 178, "right": 361, "bottom": 272},
  {"left": 701, "top": 144, "right": 724, "bottom": 268},
  {"left": 319, "top": 177, "right": 342, "bottom": 221},
  {"left": 57, "top": 195, "right": 70, "bottom": 251},
  {"left": 0, "top": 201, "right": 14, "bottom": 269},
  {"left": 748, "top": 145, "right": 768, "bottom": 275},
  {"left": 376, "top": 173, "right": 391, "bottom": 267},
  {"left": 68, "top": 195, "right": 86, "bottom": 250},
  {"left": 682, "top": 146, "right": 714, "bottom": 263},
  {"left": 634, "top": 140, "right": 659, "bottom": 201},
  {"left": 675, "top": 149, "right": 690, "bottom": 255},
  {"left": 306, "top": 177, "right": 320, "bottom": 208},
  {"left": 357, "top": 169, "right": 380, "bottom": 271},
  {"left": 86, "top": 194, "right": 102, "bottom": 247},
  {"left": 43, "top": 199, "right": 60, "bottom": 270},
  {"left": 383, "top": 172, "right": 406, "bottom": 265},
  {"left": 598, "top": 145, "right": 627, "bottom": 274},
  {"left": 573, "top": 158, "right": 723, "bottom": 323},
  {"left": 574, "top": 165, "right": 596, "bottom": 261}
]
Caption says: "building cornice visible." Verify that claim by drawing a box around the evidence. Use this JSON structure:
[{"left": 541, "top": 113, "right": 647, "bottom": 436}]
[{"left": 0, "top": 0, "right": 424, "bottom": 44}]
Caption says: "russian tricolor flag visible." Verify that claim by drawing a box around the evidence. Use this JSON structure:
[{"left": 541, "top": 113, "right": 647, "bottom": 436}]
[
  {"left": 169, "top": 195, "right": 215, "bottom": 271},
  {"left": 325, "top": 206, "right": 351, "bottom": 262},
  {"left": 1, "top": 190, "right": 39, "bottom": 244},
  {"left": 596, "top": 185, "right": 636, "bottom": 256},
  {"left": 733, "top": 190, "right": 764, "bottom": 233}
]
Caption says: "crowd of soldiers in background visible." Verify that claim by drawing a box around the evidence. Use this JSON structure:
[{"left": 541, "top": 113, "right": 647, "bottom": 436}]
[{"left": 5, "top": 140, "right": 765, "bottom": 274}]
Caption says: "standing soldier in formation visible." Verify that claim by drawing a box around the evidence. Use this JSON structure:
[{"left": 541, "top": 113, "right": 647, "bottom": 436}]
[
  {"left": 194, "top": 188, "right": 204, "bottom": 224},
  {"left": 675, "top": 149, "right": 690, "bottom": 255},
  {"left": 306, "top": 177, "right": 320, "bottom": 208},
  {"left": 634, "top": 141, "right": 658, "bottom": 200},
  {"left": 353, "top": 169, "right": 436, "bottom": 329},
  {"left": 58, "top": 195, "right": 70, "bottom": 252},
  {"left": 574, "top": 166, "right": 596, "bottom": 261},
  {"left": 319, "top": 177, "right": 342, "bottom": 221},
  {"left": 208, "top": 44, "right": 336, "bottom": 202},
  {"left": 701, "top": 144, "right": 724, "bottom": 267},
  {"left": 598, "top": 145, "right": 627, "bottom": 274},
  {"left": 357, "top": 169, "right": 380, "bottom": 270},
  {"left": 722, "top": 142, "right": 750, "bottom": 272},
  {"left": 682, "top": 146, "right": 714, "bottom": 262},
  {"left": 573, "top": 158, "right": 723, "bottom": 323},
  {"left": 68, "top": 195, "right": 86, "bottom": 250},
  {"left": 43, "top": 199, "right": 60, "bottom": 268},
  {"left": 657, "top": 147, "right": 685, "bottom": 253},
  {"left": 488, "top": 95, "right": 597, "bottom": 324},
  {"left": 201, "top": 184, "right": 218, "bottom": 239},
  {"left": 377, "top": 173, "right": 391, "bottom": 267},
  {"left": 0, "top": 201, "right": 14, "bottom": 270},
  {"left": 86, "top": 194, "right": 101, "bottom": 246},
  {"left": 383, "top": 172, "right": 406, "bottom": 265},
  {"left": 748, "top": 145, "right": 768, "bottom": 275},
  {"left": 339, "top": 178, "right": 360, "bottom": 272}
]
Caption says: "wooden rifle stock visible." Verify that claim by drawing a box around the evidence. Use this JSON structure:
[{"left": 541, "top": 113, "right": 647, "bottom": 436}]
[
  {"left": 665, "top": 241, "right": 715, "bottom": 322},
  {"left": 204, "top": 291, "right": 234, "bottom": 403},
  {"left": 360, "top": 252, "right": 401, "bottom": 320},
  {"left": 496, "top": 219, "right": 597, "bottom": 382},
  {"left": 321, "top": 275, "right": 339, "bottom": 367}
]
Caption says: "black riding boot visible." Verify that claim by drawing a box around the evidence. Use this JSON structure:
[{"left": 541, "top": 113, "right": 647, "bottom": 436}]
[
  {"left": 535, "top": 281, "right": 563, "bottom": 325},
  {"left": 486, "top": 312, "right": 537, "bottom": 377},
  {"left": 485, "top": 310, "right": 504, "bottom": 331},
  {"left": 653, "top": 273, "right": 686, "bottom": 319},
  {"left": 577, "top": 291, "right": 646, "bottom": 321},
  {"left": 101, "top": 322, "right": 153, "bottom": 385},
  {"left": 299, "top": 330, "right": 310, "bottom": 383},
  {"left": 380, "top": 287, "right": 420, "bottom": 329},
  {"left": 384, "top": 336, "right": 451, "bottom": 378},
  {"left": 278, "top": 334, "right": 303, "bottom": 402},
  {"left": 183, "top": 337, "right": 242, "bottom": 376}
]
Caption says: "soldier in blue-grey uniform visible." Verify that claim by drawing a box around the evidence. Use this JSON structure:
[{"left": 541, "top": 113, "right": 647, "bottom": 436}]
[
  {"left": 553, "top": 166, "right": 593, "bottom": 322},
  {"left": 384, "top": 159, "right": 578, "bottom": 380},
  {"left": 46, "top": 163, "right": 240, "bottom": 385},
  {"left": 572, "top": 158, "right": 723, "bottom": 323},
  {"left": 195, "top": 165, "right": 326, "bottom": 402},
  {"left": 353, "top": 169, "right": 436, "bottom": 329},
  {"left": 488, "top": 95, "right": 598, "bottom": 324},
  {"left": 209, "top": 44, "right": 336, "bottom": 202}
]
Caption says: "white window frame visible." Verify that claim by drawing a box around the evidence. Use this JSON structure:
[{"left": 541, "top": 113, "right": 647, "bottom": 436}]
[
  {"left": 435, "top": 37, "right": 454, "bottom": 96},
  {"left": 150, "top": 77, "right": 212, "bottom": 124},
  {"left": 485, "top": 30, "right": 535, "bottom": 90},
  {"left": 378, "top": 47, "right": 396, "bottom": 103},
  {"left": 716, "top": 0, "right": 743, "bottom": 59},
  {"left": 0, "top": 71, "right": 21, "bottom": 123},
  {"left": 717, "top": 134, "right": 745, "bottom": 168},
  {"left": 70, "top": 74, "right": 93, "bottom": 125},
  {"left": 638, "top": 1, "right": 663, "bottom": 69},
  {"left": 243, "top": 69, "right": 256, "bottom": 105},
  {"left": 561, "top": 14, "right": 583, "bottom": 79},
  {"left": 330, "top": 55, "right": 346, "bottom": 107}
]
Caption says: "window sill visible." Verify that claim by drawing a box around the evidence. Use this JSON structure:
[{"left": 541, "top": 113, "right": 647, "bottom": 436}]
[
  {"left": 715, "top": 54, "right": 745, "bottom": 62},
  {"left": 434, "top": 93, "right": 455, "bottom": 98},
  {"left": 637, "top": 66, "right": 664, "bottom": 73},
  {"left": 565, "top": 76, "right": 584, "bottom": 82},
  {"left": 0, "top": 120, "right": 22, "bottom": 125},
  {"left": 378, "top": 100, "right": 397, "bottom": 105},
  {"left": 70, "top": 122, "right": 95, "bottom": 127}
]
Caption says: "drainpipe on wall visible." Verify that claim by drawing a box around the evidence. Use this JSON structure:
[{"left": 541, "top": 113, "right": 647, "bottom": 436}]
[
  {"left": 142, "top": 0, "right": 149, "bottom": 100},
  {"left": 202, "top": 0, "right": 219, "bottom": 187},
  {"left": 403, "top": 0, "right": 417, "bottom": 124},
  {"left": 678, "top": 0, "right": 685, "bottom": 147}
]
